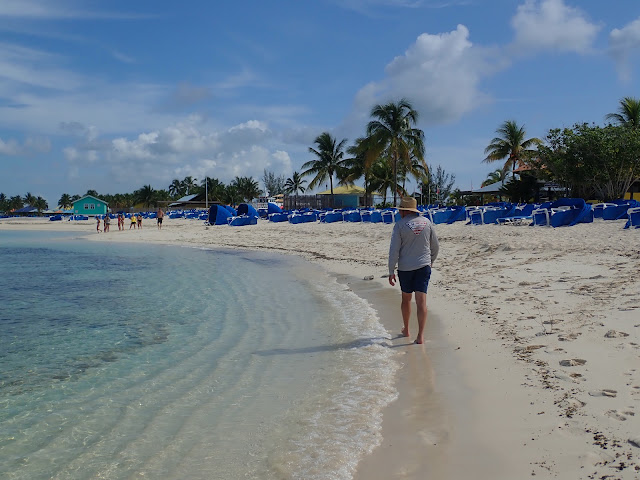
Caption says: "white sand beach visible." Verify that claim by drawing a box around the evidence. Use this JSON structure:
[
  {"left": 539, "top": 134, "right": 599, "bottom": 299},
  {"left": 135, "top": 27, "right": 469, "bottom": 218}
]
[{"left": 2, "top": 216, "right": 639, "bottom": 479}]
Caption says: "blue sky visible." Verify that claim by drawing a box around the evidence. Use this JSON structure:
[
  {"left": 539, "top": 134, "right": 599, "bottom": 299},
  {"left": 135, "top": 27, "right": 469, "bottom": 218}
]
[{"left": 1, "top": 0, "right": 640, "bottom": 207}]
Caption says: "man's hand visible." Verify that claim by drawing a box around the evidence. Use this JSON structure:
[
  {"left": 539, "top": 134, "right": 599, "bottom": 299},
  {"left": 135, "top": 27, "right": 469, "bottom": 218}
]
[{"left": 388, "top": 273, "right": 396, "bottom": 286}]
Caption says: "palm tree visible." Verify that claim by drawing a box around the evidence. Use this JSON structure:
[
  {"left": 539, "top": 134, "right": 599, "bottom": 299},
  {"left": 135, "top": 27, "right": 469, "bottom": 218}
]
[
  {"left": 181, "top": 176, "right": 198, "bottom": 195},
  {"left": 223, "top": 184, "right": 242, "bottom": 206},
  {"left": 483, "top": 120, "right": 542, "bottom": 178},
  {"left": 343, "top": 137, "right": 377, "bottom": 207},
  {"left": 58, "top": 193, "right": 72, "bottom": 210},
  {"left": 366, "top": 98, "right": 425, "bottom": 207},
  {"left": 136, "top": 185, "right": 155, "bottom": 209},
  {"left": 398, "top": 154, "right": 428, "bottom": 194},
  {"left": 368, "top": 157, "right": 395, "bottom": 206},
  {"left": 9, "top": 195, "right": 24, "bottom": 211},
  {"left": 231, "top": 176, "right": 262, "bottom": 203},
  {"left": 24, "top": 192, "right": 37, "bottom": 207},
  {"left": 605, "top": 96, "right": 640, "bottom": 129},
  {"left": 34, "top": 196, "right": 48, "bottom": 213},
  {"left": 201, "top": 177, "right": 225, "bottom": 203},
  {"left": 481, "top": 169, "right": 505, "bottom": 187},
  {"left": 284, "top": 172, "right": 307, "bottom": 209},
  {"left": 302, "top": 132, "right": 348, "bottom": 208},
  {"left": 169, "top": 179, "right": 183, "bottom": 198}
]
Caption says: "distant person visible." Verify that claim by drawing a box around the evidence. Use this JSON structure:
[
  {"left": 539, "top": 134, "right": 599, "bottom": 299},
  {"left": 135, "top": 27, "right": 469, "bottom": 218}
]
[
  {"left": 130, "top": 215, "right": 137, "bottom": 229},
  {"left": 157, "top": 207, "right": 164, "bottom": 230},
  {"left": 388, "top": 196, "right": 439, "bottom": 345},
  {"left": 104, "top": 213, "right": 110, "bottom": 233},
  {"left": 96, "top": 216, "right": 101, "bottom": 233},
  {"left": 137, "top": 213, "right": 142, "bottom": 229},
  {"left": 118, "top": 213, "right": 124, "bottom": 230}
]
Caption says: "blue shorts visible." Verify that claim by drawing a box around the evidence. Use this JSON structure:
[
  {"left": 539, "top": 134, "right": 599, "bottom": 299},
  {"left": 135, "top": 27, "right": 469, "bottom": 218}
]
[{"left": 398, "top": 265, "right": 432, "bottom": 294}]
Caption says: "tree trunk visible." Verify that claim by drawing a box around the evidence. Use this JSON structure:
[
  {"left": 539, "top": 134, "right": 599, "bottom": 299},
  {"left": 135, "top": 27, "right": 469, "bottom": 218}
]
[
  {"left": 392, "top": 154, "right": 398, "bottom": 207},
  {"left": 330, "top": 176, "right": 334, "bottom": 209}
]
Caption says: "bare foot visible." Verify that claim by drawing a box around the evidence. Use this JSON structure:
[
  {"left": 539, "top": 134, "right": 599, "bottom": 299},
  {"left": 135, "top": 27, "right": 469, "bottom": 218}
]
[
  {"left": 414, "top": 338, "right": 423, "bottom": 344},
  {"left": 401, "top": 327, "right": 410, "bottom": 337}
]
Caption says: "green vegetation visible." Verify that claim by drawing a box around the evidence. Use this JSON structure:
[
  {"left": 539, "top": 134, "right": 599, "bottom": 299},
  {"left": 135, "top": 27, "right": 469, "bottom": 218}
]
[
  {"left": 284, "top": 172, "right": 307, "bottom": 208},
  {"left": 483, "top": 120, "right": 542, "bottom": 178},
  {"left": 533, "top": 123, "right": 640, "bottom": 201},
  {"left": 0, "top": 192, "right": 48, "bottom": 213},
  {"left": 301, "top": 98, "right": 427, "bottom": 207},
  {"left": 366, "top": 99, "right": 426, "bottom": 207},
  {"left": 485, "top": 96, "right": 640, "bottom": 202},
  {"left": 302, "top": 132, "right": 348, "bottom": 208}
]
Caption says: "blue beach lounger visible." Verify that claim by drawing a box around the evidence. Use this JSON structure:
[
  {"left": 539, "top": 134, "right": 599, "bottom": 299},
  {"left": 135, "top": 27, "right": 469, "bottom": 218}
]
[
  {"left": 207, "top": 205, "right": 232, "bottom": 225},
  {"left": 531, "top": 198, "right": 593, "bottom": 227},
  {"left": 624, "top": 207, "right": 640, "bottom": 229}
]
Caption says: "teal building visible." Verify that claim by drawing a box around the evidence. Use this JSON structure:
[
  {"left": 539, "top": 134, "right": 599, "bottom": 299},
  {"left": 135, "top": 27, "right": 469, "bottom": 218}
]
[{"left": 72, "top": 195, "right": 108, "bottom": 216}]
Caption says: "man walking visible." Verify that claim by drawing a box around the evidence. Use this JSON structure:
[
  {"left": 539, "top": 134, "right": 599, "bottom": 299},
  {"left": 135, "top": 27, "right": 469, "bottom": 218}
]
[
  {"left": 388, "top": 196, "right": 439, "bottom": 344},
  {"left": 157, "top": 207, "right": 164, "bottom": 230}
]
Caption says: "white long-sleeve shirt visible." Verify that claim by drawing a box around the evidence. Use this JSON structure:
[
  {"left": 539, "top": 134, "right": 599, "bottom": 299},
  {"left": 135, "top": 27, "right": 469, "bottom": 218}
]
[{"left": 388, "top": 213, "right": 439, "bottom": 275}]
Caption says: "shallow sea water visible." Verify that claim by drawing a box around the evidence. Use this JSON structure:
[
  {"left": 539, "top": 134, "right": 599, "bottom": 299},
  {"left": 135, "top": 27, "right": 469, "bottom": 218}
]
[{"left": 0, "top": 229, "right": 398, "bottom": 480}]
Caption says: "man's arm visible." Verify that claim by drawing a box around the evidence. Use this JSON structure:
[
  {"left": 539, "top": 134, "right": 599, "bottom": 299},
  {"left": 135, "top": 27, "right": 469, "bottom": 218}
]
[
  {"left": 429, "top": 225, "right": 439, "bottom": 265},
  {"left": 388, "top": 223, "right": 401, "bottom": 278}
]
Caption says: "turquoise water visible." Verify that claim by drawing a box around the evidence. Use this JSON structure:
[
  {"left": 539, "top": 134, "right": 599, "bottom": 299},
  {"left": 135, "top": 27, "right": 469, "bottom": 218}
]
[{"left": 0, "top": 229, "right": 398, "bottom": 480}]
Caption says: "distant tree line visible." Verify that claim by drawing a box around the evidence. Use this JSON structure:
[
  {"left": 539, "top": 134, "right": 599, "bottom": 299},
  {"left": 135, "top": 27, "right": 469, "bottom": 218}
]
[
  {"left": 0, "top": 192, "right": 49, "bottom": 213},
  {"left": 480, "top": 96, "right": 640, "bottom": 202}
]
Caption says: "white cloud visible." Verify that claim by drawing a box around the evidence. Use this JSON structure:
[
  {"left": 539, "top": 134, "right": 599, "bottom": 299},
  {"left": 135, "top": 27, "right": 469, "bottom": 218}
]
[
  {"left": 0, "top": 137, "right": 21, "bottom": 155},
  {"left": 609, "top": 17, "right": 640, "bottom": 82},
  {"left": 0, "top": 135, "right": 50, "bottom": 155},
  {"left": 110, "top": 50, "right": 136, "bottom": 64},
  {"left": 510, "top": 0, "right": 600, "bottom": 54},
  {"left": 348, "top": 25, "right": 495, "bottom": 128},
  {"left": 62, "top": 117, "right": 296, "bottom": 190},
  {"left": 0, "top": 42, "right": 83, "bottom": 91}
]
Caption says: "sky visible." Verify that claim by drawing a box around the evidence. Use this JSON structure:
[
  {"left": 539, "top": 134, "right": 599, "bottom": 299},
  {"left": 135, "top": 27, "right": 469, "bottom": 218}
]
[{"left": 1, "top": 0, "right": 640, "bottom": 207}]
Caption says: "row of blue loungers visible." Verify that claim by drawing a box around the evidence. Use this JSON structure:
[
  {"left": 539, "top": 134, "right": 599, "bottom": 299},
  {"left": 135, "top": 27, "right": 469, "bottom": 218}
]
[
  {"left": 204, "top": 199, "right": 640, "bottom": 228},
  {"left": 466, "top": 199, "right": 640, "bottom": 228}
]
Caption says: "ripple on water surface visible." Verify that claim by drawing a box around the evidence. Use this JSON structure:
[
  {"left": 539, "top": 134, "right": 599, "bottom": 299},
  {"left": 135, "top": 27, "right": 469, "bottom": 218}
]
[{"left": 0, "top": 231, "right": 398, "bottom": 480}]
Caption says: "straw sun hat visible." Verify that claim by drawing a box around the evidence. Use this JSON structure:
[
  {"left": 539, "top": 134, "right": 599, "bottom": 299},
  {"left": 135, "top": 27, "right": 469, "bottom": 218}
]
[{"left": 398, "top": 196, "right": 420, "bottom": 213}]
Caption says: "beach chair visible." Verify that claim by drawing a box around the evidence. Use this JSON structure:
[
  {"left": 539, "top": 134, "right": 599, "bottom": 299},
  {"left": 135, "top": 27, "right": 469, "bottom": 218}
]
[
  {"left": 381, "top": 210, "right": 395, "bottom": 224},
  {"left": 624, "top": 207, "right": 640, "bottom": 229},
  {"left": 207, "top": 205, "right": 232, "bottom": 225},
  {"left": 268, "top": 212, "right": 289, "bottom": 223},
  {"left": 228, "top": 215, "right": 258, "bottom": 226},
  {"left": 342, "top": 210, "right": 362, "bottom": 222},
  {"left": 531, "top": 199, "right": 593, "bottom": 227},
  {"left": 320, "top": 211, "right": 343, "bottom": 223},
  {"left": 468, "top": 208, "right": 484, "bottom": 225}
]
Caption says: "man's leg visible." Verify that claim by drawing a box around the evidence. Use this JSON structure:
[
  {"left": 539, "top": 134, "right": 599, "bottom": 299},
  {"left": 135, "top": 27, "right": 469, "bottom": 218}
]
[
  {"left": 414, "top": 292, "right": 428, "bottom": 344},
  {"left": 401, "top": 291, "right": 413, "bottom": 337}
]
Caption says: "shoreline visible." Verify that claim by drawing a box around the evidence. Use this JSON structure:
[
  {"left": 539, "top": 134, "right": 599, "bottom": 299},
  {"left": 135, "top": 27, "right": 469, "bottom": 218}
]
[{"left": 2, "top": 217, "right": 639, "bottom": 478}]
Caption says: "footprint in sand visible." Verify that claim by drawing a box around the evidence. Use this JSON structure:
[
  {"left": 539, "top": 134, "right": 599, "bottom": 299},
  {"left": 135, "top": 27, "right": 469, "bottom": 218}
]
[
  {"left": 559, "top": 359, "right": 587, "bottom": 367},
  {"left": 605, "top": 410, "right": 627, "bottom": 421},
  {"left": 558, "top": 333, "right": 580, "bottom": 342},
  {"left": 588, "top": 389, "right": 617, "bottom": 398},
  {"left": 604, "top": 330, "right": 629, "bottom": 338}
]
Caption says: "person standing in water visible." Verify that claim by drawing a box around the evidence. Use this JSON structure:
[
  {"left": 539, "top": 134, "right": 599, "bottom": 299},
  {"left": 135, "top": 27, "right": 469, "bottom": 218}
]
[{"left": 388, "top": 196, "right": 439, "bottom": 344}]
